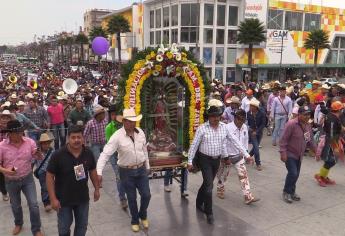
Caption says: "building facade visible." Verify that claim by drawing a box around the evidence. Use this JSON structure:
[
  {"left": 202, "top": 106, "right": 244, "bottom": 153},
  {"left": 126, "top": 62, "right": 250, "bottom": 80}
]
[
  {"left": 140, "top": 0, "right": 345, "bottom": 83},
  {"left": 84, "top": 9, "right": 112, "bottom": 36}
]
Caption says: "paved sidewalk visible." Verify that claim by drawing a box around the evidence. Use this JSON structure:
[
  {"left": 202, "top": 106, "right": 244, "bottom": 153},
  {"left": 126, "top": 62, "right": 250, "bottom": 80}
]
[{"left": 1, "top": 136, "right": 345, "bottom": 235}]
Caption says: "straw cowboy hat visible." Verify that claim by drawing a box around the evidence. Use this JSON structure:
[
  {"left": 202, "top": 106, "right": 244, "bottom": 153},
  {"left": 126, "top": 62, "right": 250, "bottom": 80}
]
[
  {"left": 16, "top": 101, "right": 25, "bottom": 106},
  {"left": 117, "top": 108, "right": 143, "bottom": 122},
  {"left": 93, "top": 105, "right": 106, "bottom": 117},
  {"left": 249, "top": 99, "right": 260, "bottom": 108},
  {"left": 0, "top": 110, "right": 15, "bottom": 119},
  {"left": 321, "top": 84, "right": 331, "bottom": 90},
  {"left": 207, "top": 99, "right": 223, "bottom": 116},
  {"left": 226, "top": 96, "right": 241, "bottom": 105},
  {"left": 39, "top": 133, "right": 54, "bottom": 143}
]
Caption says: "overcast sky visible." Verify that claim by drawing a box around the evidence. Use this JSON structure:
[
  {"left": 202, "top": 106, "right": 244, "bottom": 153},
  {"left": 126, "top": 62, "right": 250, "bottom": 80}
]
[{"left": 0, "top": 0, "right": 343, "bottom": 46}]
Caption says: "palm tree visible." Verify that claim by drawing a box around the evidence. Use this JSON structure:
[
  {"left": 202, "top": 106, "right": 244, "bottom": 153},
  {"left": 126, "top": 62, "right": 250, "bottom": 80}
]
[
  {"left": 89, "top": 26, "right": 107, "bottom": 41},
  {"left": 58, "top": 34, "right": 67, "bottom": 62},
  {"left": 75, "top": 33, "right": 89, "bottom": 64},
  {"left": 65, "top": 36, "right": 75, "bottom": 64},
  {"left": 107, "top": 15, "right": 130, "bottom": 63},
  {"left": 237, "top": 18, "right": 266, "bottom": 80},
  {"left": 304, "top": 29, "right": 330, "bottom": 79}
]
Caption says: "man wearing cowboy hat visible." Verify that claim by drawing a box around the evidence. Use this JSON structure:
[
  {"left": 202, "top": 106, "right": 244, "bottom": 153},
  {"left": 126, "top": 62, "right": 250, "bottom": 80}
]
[
  {"left": 34, "top": 133, "right": 54, "bottom": 212},
  {"left": 188, "top": 99, "right": 252, "bottom": 224},
  {"left": 97, "top": 108, "right": 150, "bottom": 232},
  {"left": 222, "top": 96, "right": 241, "bottom": 123},
  {"left": 83, "top": 105, "right": 108, "bottom": 162},
  {"left": 0, "top": 120, "right": 44, "bottom": 236},
  {"left": 306, "top": 80, "right": 322, "bottom": 106}
]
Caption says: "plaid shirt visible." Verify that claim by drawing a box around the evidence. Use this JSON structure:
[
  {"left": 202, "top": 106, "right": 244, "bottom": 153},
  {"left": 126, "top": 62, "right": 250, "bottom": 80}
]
[
  {"left": 83, "top": 117, "right": 108, "bottom": 145},
  {"left": 23, "top": 106, "right": 50, "bottom": 128}
]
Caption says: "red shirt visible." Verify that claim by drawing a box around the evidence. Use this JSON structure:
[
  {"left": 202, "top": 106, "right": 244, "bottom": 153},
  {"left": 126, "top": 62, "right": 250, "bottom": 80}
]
[{"left": 47, "top": 103, "right": 64, "bottom": 125}]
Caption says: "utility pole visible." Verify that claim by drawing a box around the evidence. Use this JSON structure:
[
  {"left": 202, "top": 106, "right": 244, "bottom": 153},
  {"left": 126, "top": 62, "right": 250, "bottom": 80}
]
[{"left": 278, "top": 34, "right": 284, "bottom": 82}]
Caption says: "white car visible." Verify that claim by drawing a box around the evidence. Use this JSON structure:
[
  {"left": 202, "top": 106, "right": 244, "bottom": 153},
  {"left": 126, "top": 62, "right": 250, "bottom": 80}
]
[{"left": 320, "top": 77, "right": 338, "bottom": 86}]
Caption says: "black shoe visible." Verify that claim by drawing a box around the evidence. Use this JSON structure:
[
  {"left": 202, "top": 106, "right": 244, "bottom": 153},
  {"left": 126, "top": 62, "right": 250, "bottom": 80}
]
[
  {"left": 283, "top": 192, "right": 293, "bottom": 204},
  {"left": 206, "top": 214, "right": 214, "bottom": 224},
  {"left": 291, "top": 193, "right": 301, "bottom": 201},
  {"left": 196, "top": 204, "right": 205, "bottom": 213}
]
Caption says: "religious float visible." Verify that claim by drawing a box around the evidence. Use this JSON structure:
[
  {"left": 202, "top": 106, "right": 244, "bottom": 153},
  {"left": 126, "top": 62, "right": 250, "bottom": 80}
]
[{"left": 117, "top": 44, "right": 210, "bottom": 195}]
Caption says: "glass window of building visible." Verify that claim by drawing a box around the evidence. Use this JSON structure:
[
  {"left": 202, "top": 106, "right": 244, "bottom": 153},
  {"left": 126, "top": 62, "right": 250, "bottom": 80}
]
[
  {"left": 163, "top": 7, "right": 170, "bottom": 27},
  {"left": 285, "top": 11, "right": 303, "bottom": 31},
  {"left": 215, "top": 67, "right": 223, "bottom": 79},
  {"left": 326, "top": 50, "right": 338, "bottom": 64},
  {"left": 340, "top": 38, "right": 345, "bottom": 48},
  {"left": 150, "top": 10, "right": 155, "bottom": 29},
  {"left": 171, "top": 5, "right": 178, "bottom": 26},
  {"left": 156, "top": 31, "right": 161, "bottom": 45},
  {"left": 217, "top": 5, "right": 225, "bottom": 26},
  {"left": 181, "top": 4, "right": 199, "bottom": 26},
  {"left": 181, "top": 27, "right": 198, "bottom": 43},
  {"left": 227, "top": 48, "right": 236, "bottom": 64},
  {"left": 267, "top": 9, "right": 283, "bottom": 29},
  {"left": 163, "top": 30, "right": 169, "bottom": 44},
  {"left": 203, "top": 47, "right": 213, "bottom": 65},
  {"left": 204, "top": 29, "right": 213, "bottom": 44},
  {"left": 339, "top": 51, "right": 345, "bottom": 64},
  {"left": 228, "top": 30, "right": 237, "bottom": 44},
  {"left": 190, "top": 47, "right": 200, "bottom": 59},
  {"left": 304, "top": 13, "right": 320, "bottom": 31},
  {"left": 204, "top": 68, "right": 212, "bottom": 80},
  {"left": 332, "top": 37, "right": 340, "bottom": 48},
  {"left": 150, "top": 32, "right": 155, "bottom": 45},
  {"left": 156, "top": 9, "right": 161, "bottom": 28},
  {"left": 171, "top": 29, "right": 178, "bottom": 43},
  {"left": 215, "top": 48, "right": 224, "bottom": 64},
  {"left": 204, "top": 4, "right": 214, "bottom": 26},
  {"left": 216, "top": 29, "right": 225, "bottom": 44},
  {"left": 226, "top": 68, "right": 236, "bottom": 83},
  {"left": 228, "top": 6, "right": 238, "bottom": 26}
]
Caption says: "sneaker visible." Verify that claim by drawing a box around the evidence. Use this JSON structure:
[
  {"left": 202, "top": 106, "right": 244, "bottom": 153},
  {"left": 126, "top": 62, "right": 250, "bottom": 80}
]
[
  {"left": 120, "top": 199, "right": 128, "bottom": 209},
  {"left": 141, "top": 219, "right": 149, "bottom": 229},
  {"left": 2, "top": 194, "right": 9, "bottom": 201},
  {"left": 291, "top": 193, "right": 301, "bottom": 201},
  {"left": 131, "top": 224, "right": 140, "bottom": 232},
  {"left": 323, "top": 177, "right": 336, "bottom": 185},
  {"left": 256, "top": 165, "right": 263, "bottom": 171},
  {"left": 314, "top": 174, "right": 327, "bottom": 187},
  {"left": 259, "top": 145, "right": 263, "bottom": 148},
  {"left": 245, "top": 197, "right": 260, "bottom": 205},
  {"left": 164, "top": 186, "right": 171, "bottom": 192},
  {"left": 44, "top": 204, "right": 52, "bottom": 212},
  {"left": 283, "top": 192, "right": 293, "bottom": 204}
]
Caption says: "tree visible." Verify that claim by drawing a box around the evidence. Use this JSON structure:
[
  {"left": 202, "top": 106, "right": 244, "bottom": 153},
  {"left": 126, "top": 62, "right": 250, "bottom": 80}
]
[
  {"left": 89, "top": 26, "right": 107, "bottom": 41},
  {"left": 237, "top": 18, "right": 266, "bottom": 80},
  {"left": 304, "top": 29, "right": 330, "bottom": 79},
  {"left": 107, "top": 15, "right": 130, "bottom": 63},
  {"left": 75, "top": 33, "right": 89, "bottom": 64},
  {"left": 65, "top": 36, "right": 75, "bottom": 64}
]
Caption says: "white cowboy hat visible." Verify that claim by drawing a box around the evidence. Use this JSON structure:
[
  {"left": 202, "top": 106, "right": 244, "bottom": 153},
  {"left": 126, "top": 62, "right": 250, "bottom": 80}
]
[
  {"left": 321, "top": 84, "right": 331, "bottom": 90},
  {"left": 39, "top": 133, "right": 54, "bottom": 143},
  {"left": 10, "top": 94, "right": 17, "bottom": 99},
  {"left": 226, "top": 96, "right": 241, "bottom": 105},
  {"left": 249, "top": 99, "right": 260, "bottom": 108},
  {"left": 16, "top": 101, "right": 25, "bottom": 106},
  {"left": 0, "top": 110, "right": 15, "bottom": 119},
  {"left": 208, "top": 99, "right": 223, "bottom": 108},
  {"left": 93, "top": 105, "right": 105, "bottom": 117},
  {"left": 1, "top": 101, "right": 11, "bottom": 108},
  {"left": 119, "top": 108, "right": 143, "bottom": 122}
]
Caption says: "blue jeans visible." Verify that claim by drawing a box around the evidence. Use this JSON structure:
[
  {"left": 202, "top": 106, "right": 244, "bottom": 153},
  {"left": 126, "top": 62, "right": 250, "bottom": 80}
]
[
  {"left": 283, "top": 157, "right": 301, "bottom": 194},
  {"left": 28, "top": 130, "right": 41, "bottom": 142},
  {"left": 119, "top": 166, "right": 151, "bottom": 225},
  {"left": 164, "top": 169, "right": 188, "bottom": 192},
  {"left": 272, "top": 114, "right": 288, "bottom": 143},
  {"left": 51, "top": 123, "right": 66, "bottom": 149},
  {"left": 38, "top": 172, "right": 50, "bottom": 206},
  {"left": 249, "top": 132, "right": 263, "bottom": 166},
  {"left": 5, "top": 173, "right": 41, "bottom": 235},
  {"left": 57, "top": 202, "right": 89, "bottom": 236},
  {"left": 90, "top": 143, "right": 104, "bottom": 162},
  {"left": 109, "top": 153, "right": 126, "bottom": 201}
]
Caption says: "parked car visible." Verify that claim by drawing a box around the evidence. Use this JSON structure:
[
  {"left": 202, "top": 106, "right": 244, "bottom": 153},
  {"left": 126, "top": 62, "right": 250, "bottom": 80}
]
[{"left": 320, "top": 77, "right": 338, "bottom": 86}]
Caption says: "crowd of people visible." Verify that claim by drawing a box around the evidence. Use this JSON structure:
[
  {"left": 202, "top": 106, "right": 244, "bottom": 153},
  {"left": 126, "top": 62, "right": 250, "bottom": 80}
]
[{"left": 0, "top": 60, "right": 344, "bottom": 235}]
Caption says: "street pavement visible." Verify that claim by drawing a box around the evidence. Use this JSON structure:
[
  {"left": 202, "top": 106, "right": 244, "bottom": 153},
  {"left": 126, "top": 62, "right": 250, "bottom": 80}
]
[{"left": 1, "top": 135, "right": 345, "bottom": 236}]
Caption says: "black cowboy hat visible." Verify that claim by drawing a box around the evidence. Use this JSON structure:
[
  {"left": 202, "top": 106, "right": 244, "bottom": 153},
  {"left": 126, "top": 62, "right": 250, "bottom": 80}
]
[
  {"left": 1, "top": 120, "right": 24, "bottom": 133},
  {"left": 207, "top": 106, "right": 223, "bottom": 116}
]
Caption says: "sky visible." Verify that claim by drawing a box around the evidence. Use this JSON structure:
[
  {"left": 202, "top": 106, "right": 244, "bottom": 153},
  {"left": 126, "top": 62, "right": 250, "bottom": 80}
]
[
  {"left": 0, "top": 0, "right": 343, "bottom": 46},
  {"left": 0, "top": 0, "right": 137, "bottom": 45}
]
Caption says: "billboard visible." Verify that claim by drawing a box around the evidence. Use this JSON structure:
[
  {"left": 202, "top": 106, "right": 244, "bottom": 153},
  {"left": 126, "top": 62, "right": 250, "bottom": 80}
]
[{"left": 244, "top": 0, "right": 268, "bottom": 25}]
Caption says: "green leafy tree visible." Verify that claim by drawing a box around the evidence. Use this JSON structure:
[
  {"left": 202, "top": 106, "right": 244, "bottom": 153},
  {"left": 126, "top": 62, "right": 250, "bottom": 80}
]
[
  {"left": 237, "top": 18, "right": 266, "bottom": 80},
  {"left": 89, "top": 26, "right": 107, "bottom": 41},
  {"left": 107, "top": 15, "right": 130, "bottom": 63},
  {"left": 304, "top": 29, "right": 330, "bottom": 79},
  {"left": 75, "top": 32, "right": 89, "bottom": 64}
]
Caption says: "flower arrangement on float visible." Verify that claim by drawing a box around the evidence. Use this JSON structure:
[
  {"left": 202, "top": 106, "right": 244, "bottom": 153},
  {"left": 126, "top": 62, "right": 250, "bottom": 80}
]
[{"left": 119, "top": 44, "right": 209, "bottom": 147}]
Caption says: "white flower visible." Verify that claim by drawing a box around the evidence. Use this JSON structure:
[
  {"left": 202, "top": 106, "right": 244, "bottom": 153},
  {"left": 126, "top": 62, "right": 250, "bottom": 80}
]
[
  {"left": 157, "top": 44, "right": 168, "bottom": 55},
  {"left": 153, "top": 70, "right": 160, "bottom": 76},
  {"left": 175, "top": 53, "right": 182, "bottom": 61},
  {"left": 145, "top": 60, "right": 154, "bottom": 69},
  {"left": 166, "top": 65, "right": 174, "bottom": 75},
  {"left": 156, "top": 54, "right": 164, "bottom": 62},
  {"left": 170, "top": 43, "right": 178, "bottom": 53}
]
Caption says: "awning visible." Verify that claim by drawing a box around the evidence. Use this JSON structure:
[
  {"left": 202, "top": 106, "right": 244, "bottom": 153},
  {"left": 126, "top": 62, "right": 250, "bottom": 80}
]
[{"left": 236, "top": 64, "right": 345, "bottom": 69}]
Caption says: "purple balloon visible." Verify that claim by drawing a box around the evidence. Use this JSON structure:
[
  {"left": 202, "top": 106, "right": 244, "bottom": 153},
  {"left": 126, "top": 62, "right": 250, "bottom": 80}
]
[{"left": 92, "top": 37, "right": 110, "bottom": 56}]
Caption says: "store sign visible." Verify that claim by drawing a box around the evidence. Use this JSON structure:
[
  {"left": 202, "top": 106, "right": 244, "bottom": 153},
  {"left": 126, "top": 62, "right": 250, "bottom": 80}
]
[{"left": 244, "top": 0, "right": 267, "bottom": 24}]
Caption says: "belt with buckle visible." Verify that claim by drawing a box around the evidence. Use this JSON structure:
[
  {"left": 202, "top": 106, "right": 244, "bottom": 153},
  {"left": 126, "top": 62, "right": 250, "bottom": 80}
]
[{"left": 119, "top": 162, "right": 145, "bottom": 169}]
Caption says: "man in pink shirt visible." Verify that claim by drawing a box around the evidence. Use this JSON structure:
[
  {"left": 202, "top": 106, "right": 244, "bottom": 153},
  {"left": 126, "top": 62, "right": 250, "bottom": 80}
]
[
  {"left": 0, "top": 120, "right": 43, "bottom": 236},
  {"left": 47, "top": 96, "right": 65, "bottom": 149}
]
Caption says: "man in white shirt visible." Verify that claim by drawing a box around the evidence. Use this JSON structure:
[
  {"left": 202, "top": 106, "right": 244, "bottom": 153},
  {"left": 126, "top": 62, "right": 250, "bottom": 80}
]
[
  {"left": 96, "top": 109, "right": 150, "bottom": 233},
  {"left": 241, "top": 89, "right": 255, "bottom": 113},
  {"left": 216, "top": 109, "right": 260, "bottom": 204}
]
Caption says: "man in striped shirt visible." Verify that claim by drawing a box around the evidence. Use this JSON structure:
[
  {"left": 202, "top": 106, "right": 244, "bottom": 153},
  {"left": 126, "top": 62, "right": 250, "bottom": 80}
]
[{"left": 83, "top": 105, "right": 108, "bottom": 162}]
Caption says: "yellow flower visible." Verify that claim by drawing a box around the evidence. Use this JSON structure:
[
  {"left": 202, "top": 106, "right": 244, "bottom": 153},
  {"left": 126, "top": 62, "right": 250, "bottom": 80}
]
[
  {"left": 145, "top": 54, "right": 151, "bottom": 61},
  {"left": 154, "top": 64, "right": 162, "bottom": 72},
  {"left": 150, "top": 51, "right": 156, "bottom": 59},
  {"left": 166, "top": 51, "right": 173, "bottom": 59}
]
